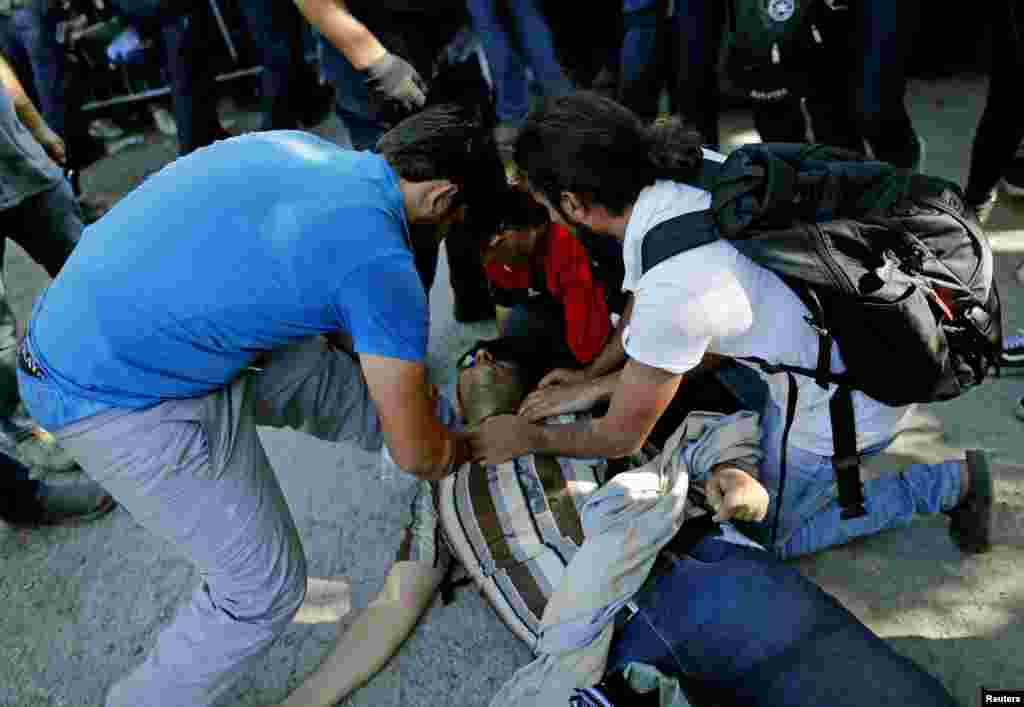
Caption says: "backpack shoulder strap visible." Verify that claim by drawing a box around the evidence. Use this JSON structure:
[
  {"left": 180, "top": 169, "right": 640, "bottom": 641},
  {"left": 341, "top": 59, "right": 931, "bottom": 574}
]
[
  {"left": 640, "top": 156, "right": 724, "bottom": 275},
  {"left": 640, "top": 210, "right": 718, "bottom": 275}
]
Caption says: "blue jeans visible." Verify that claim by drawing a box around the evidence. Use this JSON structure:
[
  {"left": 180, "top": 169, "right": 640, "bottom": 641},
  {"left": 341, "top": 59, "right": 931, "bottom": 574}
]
[
  {"left": 110, "top": 0, "right": 222, "bottom": 155},
  {"left": 316, "top": 38, "right": 387, "bottom": 151},
  {"left": 0, "top": 2, "right": 68, "bottom": 137},
  {"left": 235, "top": 0, "right": 309, "bottom": 132},
  {"left": 464, "top": 0, "right": 572, "bottom": 125},
  {"left": 804, "top": 0, "right": 922, "bottom": 167},
  {"left": 627, "top": 0, "right": 806, "bottom": 144},
  {"left": 717, "top": 367, "right": 962, "bottom": 559},
  {"left": 607, "top": 536, "right": 956, "bottom": 706},
  {"left": 965, "top": 0, "right": 1024, "bottom": 200}
]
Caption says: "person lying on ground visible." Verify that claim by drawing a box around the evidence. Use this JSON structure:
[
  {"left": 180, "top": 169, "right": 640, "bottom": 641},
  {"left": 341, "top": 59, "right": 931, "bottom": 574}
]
[{"left": 269, "top": 341, "right": 959, "bottom": 707}]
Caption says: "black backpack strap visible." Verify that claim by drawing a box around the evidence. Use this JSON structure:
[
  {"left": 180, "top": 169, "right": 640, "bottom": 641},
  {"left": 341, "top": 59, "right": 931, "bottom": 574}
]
[
  {"left": 640, "top": 211, "right": 718, "bottom": 275},
  {"left": 639, "top": 156, "right": 726, "bottom": 275},
  {"left": 829, "top": 385, "right": 867, "bottom": 520},
  {"left": 770, "top": 371, "right": 798, "bottom": 548}
]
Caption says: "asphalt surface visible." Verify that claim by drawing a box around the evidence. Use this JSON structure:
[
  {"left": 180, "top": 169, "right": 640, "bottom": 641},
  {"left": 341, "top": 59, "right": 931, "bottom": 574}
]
[{"left": 1, "top": 73, "right": 1023, "bottom": 707}]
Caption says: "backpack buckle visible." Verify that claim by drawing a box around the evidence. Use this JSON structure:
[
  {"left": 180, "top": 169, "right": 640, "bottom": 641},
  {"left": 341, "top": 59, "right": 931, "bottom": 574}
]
[
  {"left": 804, "top": 315, "right": 829, "bottom": 338},
  {"left": 833, "top": 454, "right": 862, "bottom": 473}
]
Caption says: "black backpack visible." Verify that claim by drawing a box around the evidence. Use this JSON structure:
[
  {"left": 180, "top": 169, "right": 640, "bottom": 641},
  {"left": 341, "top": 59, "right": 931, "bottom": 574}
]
[
  {"left": 641, "top": 143, "right": 1002, "bottom": 539},
  {"left": 718, "top": 0, "right": 843, "bottom": 102}
]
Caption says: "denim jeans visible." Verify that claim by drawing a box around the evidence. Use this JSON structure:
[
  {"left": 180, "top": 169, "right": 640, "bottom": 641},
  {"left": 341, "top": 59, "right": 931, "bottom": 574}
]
[
  {"left": 235, "top": 0, "right": 309, "bottom": 132},
  {"left": 803, "top": 0, "right": 922, "bottom": 167},
  {"left": 0, "top": 182, "right": 81, "bottom": 421},
  {"left": 464, "top": 0, "right": 572, "bottom": 125},
  {"left": 0, "top": 2, "right": 68, "bottom": 137},
  {"left": 965, "top": 0, "right": 1024, "bottom": 200},
  {"left": 110, "top": 0, "right": 222, "bottom": 155},
  {"left": 606, "top": 536, "right": 957, "bottom": 706},
  {"left": 716, "top": 368, "right": 962, "bottom": 559},
  {"left": 629, "top": 0, "right": 806, "bottom": 145}
]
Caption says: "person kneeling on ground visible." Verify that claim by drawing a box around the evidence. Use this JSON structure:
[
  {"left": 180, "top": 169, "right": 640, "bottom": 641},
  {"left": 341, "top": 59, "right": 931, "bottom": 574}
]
[
  {"left": 17, "top": 103, "right": 503, "bottom": 707},
  {"left": 470, "top": 92, "right": 1024, "bottom": 560},
  {"left": 482, "top": 187, "right": 626, "bottom": 377}
]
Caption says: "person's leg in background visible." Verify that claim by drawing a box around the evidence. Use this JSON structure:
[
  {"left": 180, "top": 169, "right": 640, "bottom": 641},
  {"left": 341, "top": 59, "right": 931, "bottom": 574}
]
[
  {"left": 964, "top": 0, "right": 1024, "bottom": 220},
  {"left": 465, "top": 0, "right": 530, "bottom": 160},
  {"left": 849, "top": 0, "right": 922, "bottom": 169},
  {"left": 669, "top": 0, "right": 722, "bottom": 148},
  {"left": 618, "top": 0, "right": 666, "bottom": 122},
  {"left": 11, "top": 1, "right": 104, "bottom": 172},
  {"left": 502, "top": 0, "right": 573, "bottom": 99},
  {"left": 159, "top": 5, "right": 226, "bottom": 155},
  {"left": 0, "top": 181, "right": 82, "bottom": 473},
  {"left": 751, "top": 97, "right": 810, "bottom": 143},
  {"left": 236, "top": 0, "right": 308, "bottom": 132}
]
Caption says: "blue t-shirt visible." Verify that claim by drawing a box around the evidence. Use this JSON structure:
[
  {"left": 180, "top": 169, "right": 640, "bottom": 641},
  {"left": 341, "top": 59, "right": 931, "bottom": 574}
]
[{"left": 30, "top": 131, "right": 427, "bottom": 421}]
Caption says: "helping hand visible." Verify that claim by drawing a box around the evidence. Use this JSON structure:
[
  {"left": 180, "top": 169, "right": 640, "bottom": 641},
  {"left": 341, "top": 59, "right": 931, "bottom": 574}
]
[
  {"left": 466, "top": 414, "right": 538, "bottom": 466},
  {"left": 537, "top": 367, "right": 588, "bottom": 389},
  {"left": 364, "top": 52, "right": 427, "bottom": 117},
  {"left": 518, "top": 380, "right": 606, "bottom": 423},
  {"left": 705, "top": 466, "right": 770, "bottom": 524}
]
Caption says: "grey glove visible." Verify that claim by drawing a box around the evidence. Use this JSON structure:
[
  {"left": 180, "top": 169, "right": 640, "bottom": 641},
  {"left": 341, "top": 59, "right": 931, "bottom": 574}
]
[{"left": 364, "top": 51, "right": 428, "bottom": 116}]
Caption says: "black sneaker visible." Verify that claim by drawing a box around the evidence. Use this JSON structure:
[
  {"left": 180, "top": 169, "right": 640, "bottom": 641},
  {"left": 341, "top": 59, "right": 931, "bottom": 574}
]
[
  {"left": 1002, "top": 331, "right": 1024, "bottom": 369},
  {"left": 946, "top": 449, "right": 994, "bottom": 554}
]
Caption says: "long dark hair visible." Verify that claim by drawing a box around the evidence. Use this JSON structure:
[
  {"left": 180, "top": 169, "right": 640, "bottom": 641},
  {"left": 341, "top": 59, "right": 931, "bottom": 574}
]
[{"left": 515, "top": 92, "right": 704, "bottom": 217}]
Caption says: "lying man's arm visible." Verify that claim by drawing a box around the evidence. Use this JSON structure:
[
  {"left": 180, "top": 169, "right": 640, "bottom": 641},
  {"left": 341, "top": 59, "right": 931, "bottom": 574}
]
[{"left": 361, "top": 355, "right": 470, "bottom": 481}]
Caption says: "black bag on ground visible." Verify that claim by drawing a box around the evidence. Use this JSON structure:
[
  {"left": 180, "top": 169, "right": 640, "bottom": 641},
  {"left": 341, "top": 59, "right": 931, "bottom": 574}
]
[{"left": 642, "top": 143, "right": 1002, "bottom": 527}]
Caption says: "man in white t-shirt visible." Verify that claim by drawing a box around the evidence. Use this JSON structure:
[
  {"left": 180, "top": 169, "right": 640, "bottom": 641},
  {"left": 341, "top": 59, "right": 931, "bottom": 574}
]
[{"left": 468, "top": 91, "right": 1003, "bottom": 559}]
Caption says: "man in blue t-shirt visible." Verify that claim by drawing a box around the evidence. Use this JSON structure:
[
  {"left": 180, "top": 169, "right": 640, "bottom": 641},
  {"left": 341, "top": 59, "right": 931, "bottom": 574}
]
[{"left": 16, "top": 104, "right": 501, "bottom": 707}]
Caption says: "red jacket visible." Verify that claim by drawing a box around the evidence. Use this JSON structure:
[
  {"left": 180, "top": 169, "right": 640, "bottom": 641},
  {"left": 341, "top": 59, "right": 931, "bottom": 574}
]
[{"left": 485, "top": 224, "right": 612, "bottom": 365}]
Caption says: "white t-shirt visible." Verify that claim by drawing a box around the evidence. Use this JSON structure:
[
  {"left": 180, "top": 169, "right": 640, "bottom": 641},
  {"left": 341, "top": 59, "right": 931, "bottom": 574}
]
[{"left": 621, "top": 163, "right": 912, "bottom": 456}]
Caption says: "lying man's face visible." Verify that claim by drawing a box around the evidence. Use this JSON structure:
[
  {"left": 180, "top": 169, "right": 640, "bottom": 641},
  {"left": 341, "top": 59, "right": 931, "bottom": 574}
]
[{"left": 457, "top": 348, "right": 527, "bottom": 426}]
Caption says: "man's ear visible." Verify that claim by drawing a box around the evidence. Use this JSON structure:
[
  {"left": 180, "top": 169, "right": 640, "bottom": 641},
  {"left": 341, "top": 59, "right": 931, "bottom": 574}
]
[
  {"left": 560, "top": 191, "right": 588, "bottom": 225},
  {"left": 428, "top": 181, "right": 459, "bottom": 220}
]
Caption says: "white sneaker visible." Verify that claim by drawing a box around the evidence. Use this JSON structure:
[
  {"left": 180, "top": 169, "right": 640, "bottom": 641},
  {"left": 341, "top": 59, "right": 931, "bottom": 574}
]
[
  {"left": 150, "top": 105, "right": 177, "bottom": 136},
  {"left": 88, "top": 118, "right": 124, "bottom": 140}
]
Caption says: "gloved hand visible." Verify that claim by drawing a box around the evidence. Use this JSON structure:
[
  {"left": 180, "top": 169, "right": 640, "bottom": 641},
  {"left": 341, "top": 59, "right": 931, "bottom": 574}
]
[{"left": 363, "top": 51, "right": 427, "bottom": 118}]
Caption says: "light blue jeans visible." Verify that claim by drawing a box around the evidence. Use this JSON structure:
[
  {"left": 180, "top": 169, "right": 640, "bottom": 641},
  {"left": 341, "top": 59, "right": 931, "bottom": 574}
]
[
  {"left": 464, "top": 0, "right": 572, "bottom": 125},
  {"left": 717, "top": 367, "right": 962, "bottom": 560}
]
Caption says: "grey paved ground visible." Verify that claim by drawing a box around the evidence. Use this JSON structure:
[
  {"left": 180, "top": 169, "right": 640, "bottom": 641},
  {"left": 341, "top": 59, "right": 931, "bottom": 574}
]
[{"left": 1, "top": 73, "right": 1023, "bottom": 707}]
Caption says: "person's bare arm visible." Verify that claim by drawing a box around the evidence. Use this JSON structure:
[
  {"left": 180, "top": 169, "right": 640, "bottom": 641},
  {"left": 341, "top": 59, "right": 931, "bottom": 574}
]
[
  {"left": 294, "top": 0, "right": 385, "bottom": 69},
  {"left": 360, "top": 355, "right": 469, "bottom": 481},
  {"left": 294, "top": 0, "right": 426, "bottom": 112},
  {"left": 0, "top": 52, "right": 65, "bottom": 164},
  {"left": 474, "top": 352, "right": 726, "bottom": 464}
]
